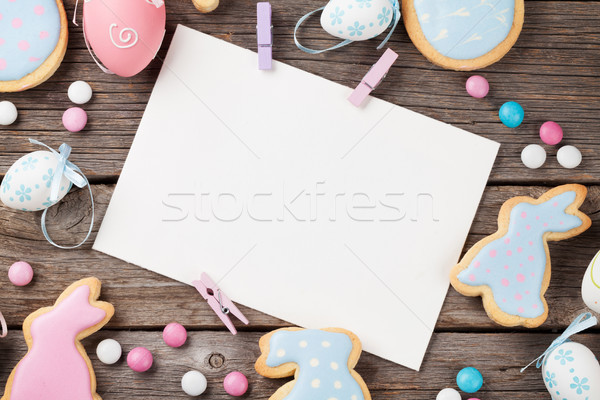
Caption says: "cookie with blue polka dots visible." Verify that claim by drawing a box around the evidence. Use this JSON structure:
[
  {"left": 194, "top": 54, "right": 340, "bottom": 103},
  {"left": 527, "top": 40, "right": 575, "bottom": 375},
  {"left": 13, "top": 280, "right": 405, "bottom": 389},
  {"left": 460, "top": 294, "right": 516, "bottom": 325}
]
[{"left": 255, "top": 327, "right": 371, "bottom": 400}]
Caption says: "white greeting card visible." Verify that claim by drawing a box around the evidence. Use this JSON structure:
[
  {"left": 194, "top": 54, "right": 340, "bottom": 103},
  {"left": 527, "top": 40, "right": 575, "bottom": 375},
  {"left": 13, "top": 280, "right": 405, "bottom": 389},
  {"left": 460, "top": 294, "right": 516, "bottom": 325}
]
[{"left": 94, "top": 25, "right": 499, "bottom": 370}]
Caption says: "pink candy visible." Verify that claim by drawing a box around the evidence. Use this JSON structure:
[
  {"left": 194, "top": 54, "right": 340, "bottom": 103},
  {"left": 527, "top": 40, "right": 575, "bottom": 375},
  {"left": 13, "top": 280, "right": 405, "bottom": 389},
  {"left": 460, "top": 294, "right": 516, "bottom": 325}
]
[
  {"left": 62, "top": 107, "right": 88, "bottom": 132},
  {"left": 223, "top": 371, "right": 248, "bottom": 396},
  {"left": 127, "top": 347, "right": 153, "bottom": 372},
  {"left": 8, "top": 261, "right": 33, "bottom": 286},
  {"left": 466, "top": 76, "right": 489, "bottom": 99},
  {"left": 163, "top": 322, "right": 187, "bottom": 348},
  {"left": 539, "top": 121, "right": 563, "bottom": 145}
]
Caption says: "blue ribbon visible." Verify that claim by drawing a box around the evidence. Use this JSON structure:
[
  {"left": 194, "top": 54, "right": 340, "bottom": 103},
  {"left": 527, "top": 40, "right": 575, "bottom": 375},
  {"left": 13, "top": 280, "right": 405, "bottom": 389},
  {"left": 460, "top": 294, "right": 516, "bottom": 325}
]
[
  {"left": 521, "top": 312, "right": 597, "bottom": 372},
  {"left": 294, "top": 0, "right": 400, "bottom": 54},
  {"left": 29, "top": 139, "right": 94, "bottom": 250}
]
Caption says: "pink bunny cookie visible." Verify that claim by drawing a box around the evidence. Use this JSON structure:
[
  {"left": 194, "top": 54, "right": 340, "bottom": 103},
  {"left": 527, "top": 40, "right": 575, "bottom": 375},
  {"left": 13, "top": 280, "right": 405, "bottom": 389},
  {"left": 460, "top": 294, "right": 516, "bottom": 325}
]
[{"left": 1, "top": 277, "right": 114, "bottom": 400}]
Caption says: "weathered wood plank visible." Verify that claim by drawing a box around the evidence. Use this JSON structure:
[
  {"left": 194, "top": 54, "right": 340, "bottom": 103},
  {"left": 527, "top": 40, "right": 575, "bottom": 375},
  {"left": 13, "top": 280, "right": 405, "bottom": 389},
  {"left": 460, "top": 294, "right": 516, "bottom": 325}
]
[{"left": 0, "top": 184, "right": 598, "bottom": 331}]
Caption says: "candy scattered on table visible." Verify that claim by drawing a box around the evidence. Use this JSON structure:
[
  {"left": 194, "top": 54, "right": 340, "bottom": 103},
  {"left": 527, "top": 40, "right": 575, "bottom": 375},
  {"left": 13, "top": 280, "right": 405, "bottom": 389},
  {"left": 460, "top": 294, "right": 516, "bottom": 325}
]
[
  {"left": 456, "top": 367, "right": 483, "bottom": 393},
  {"left": 436, "top": 387, "right": 461, "bottom": 400},
  {"left": 465, "top": 76, "right": 489, "bottom": 99},
  {"left": 163, "top": 322, "right": 187, "bottom": 348},
  {"left": 557, "top": 145, "right": 582, "bottom": 169},
  {"left": 539, "top": 121, "right": 563, "bottom": 145},
  {"left": 68, "top": 81, "right": 93, "bottom": 105},
  {"left": 62, "top": 107, "right": 88, "bottom": 133},
  {"left": 127, "top": 346, "right": 153, "bottom": 372},
  {"left": 96, "top": 338, "right": 122, "bottom": 365},
  {"left": 521, "top": 144, "right": 546, "bottom": 169},
  {"left": 182, "top": 370, "right": 207, "bottom": 396},
  {"left": 499, "top": 101, "right": 524, "bottom": 128},
  {"left": 0, "top": 101, "right": 18, "bottom": 125},
  {"left": 8, "top": 261, "right": 33, "bottom": 286},
  {"left": 223, "top": 371, "right": 248, "bottom": 397}
]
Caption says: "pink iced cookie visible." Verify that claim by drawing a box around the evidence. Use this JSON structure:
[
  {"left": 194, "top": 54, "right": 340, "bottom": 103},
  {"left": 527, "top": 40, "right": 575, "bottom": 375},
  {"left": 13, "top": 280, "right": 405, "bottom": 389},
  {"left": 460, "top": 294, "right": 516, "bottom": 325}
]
[
  {"left": 163, "top": 322, "right": 187, "bottom": 348},
  {"left": 465, "top": 75, "right": 489, "bottom": 99},
  {"left": 62, "top": 107, "right": 87, "bottom": 132},
  {"left": 127, "top": 347, "right": 153, "bottom": 372},
  {"left": 223, "top": 371, "right": 248, "bottom": 396},
  {"left": 8, "top": 261, "right": 34, "bottom": 286},
  {"left": 539, "top": 121, "right": 563, "bottom": 145}
]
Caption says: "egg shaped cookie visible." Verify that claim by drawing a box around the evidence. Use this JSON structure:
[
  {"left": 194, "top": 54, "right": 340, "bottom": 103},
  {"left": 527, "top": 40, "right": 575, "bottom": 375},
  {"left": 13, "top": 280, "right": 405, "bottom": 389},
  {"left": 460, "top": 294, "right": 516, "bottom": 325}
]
[
  {"left": 402, "top": 0, "right": 524, "bottom": 71},
  {"left": 0, "top": 0, "right": 68, "bottom": 92}
]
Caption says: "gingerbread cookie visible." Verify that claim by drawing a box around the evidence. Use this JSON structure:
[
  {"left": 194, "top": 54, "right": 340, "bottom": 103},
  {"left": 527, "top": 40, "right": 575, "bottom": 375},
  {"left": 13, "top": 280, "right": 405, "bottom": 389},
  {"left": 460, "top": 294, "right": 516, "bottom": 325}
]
[
  {"left": 402, "top": 0, "right": 524, "bottom": 71},
  {"left": 255, "top": 327, "right": 371, "bottom": 400},
  {"left": 450, "top": 184, "right": 591, "bottom": 328},
  {"left": 1, "top": 277, "right": 114, "bottom": 400},
  {"left": 0, "top": 0, "right": 68, "bottom": 92}
]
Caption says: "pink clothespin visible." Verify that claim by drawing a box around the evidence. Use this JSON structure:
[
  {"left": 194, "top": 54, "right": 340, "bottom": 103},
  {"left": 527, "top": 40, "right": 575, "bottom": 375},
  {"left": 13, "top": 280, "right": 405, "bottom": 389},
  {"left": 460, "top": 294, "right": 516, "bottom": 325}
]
[
  {"left": 348, "top": 48, "right": 398, "bottom": 107},
  {"left": 192, "top": 273, "right": 249, "bottom": 335},
  {"left": 257, "top": 2, "right": 273, "bottom": 70}
]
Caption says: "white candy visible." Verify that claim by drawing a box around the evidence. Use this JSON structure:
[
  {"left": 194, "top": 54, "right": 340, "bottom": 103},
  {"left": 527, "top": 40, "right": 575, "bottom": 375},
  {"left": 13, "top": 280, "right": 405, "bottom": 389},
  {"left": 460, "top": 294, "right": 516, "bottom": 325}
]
[
  {"left": 96, "top": 339, "right": 122, "bottom": 364},
  {"left": 0, "top": 101, "right": 18, "bottom": 125},
  {"left": 557, "top": 145, "right": 582, "bottom": 169},
  {"left": 521, "top": 144, "right": 546, "bottom": 169},
  {"left": 68, "top": 81, "right": 93, "bottom": 105},
  {"left": 436, "top": 388, "right": 461, "bottom": 400},
  {"left": 182, "top": 370, "right": 207, "bottom": 396}
]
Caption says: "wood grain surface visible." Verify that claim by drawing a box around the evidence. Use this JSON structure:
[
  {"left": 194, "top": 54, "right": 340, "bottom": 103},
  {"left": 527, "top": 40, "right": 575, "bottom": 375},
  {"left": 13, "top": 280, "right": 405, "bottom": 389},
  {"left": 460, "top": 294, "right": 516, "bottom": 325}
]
[{"left": 1, "top": 0, "right": 599, "bottom": 398}]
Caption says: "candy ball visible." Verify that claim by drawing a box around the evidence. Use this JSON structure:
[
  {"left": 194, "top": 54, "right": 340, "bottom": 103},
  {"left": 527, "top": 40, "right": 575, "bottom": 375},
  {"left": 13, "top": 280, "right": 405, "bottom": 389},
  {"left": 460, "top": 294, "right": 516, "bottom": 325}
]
[
  {"left": 96, "top": 338, "right": 122, "bottom": 365},
  {"left": 499, "top": 101, "right": 524, "bottom": 128},
  {"left": 182, "top": 370, "right": 207, "bottom": 396},
  {"left": 68, "top": 81, "right": 93, "bottom": 105},
  {"left": 465, "top": 76, "right": 489, "bottom": 99},
  {"left": 163, "top": 322, "right": 187, "bottom": 348},
  {"left": 62, "top": 107, "right": 88, "bottom": 132},
  {"left": 436, "top": 388, "right": 461, "bottom": 400},
  {"left": 456, "top": 367, "right": 483, "bottom": 393},
  {"left": 0, "top": 101, "right": 18, "bottom": 125},
  {"left": 127, "top": 347, "right": 153, "bottom": 372},
  {"left": 557, "top": 145, "right": 582, "bottom": 169},
  {"left": 8, "top": 261, "right": 33, "bottom": 286},
  {"left": 539, "top": 121, "right": 563, "bottom": 145},
  {"left": 223, "top": 371, "right": 248, "bottom": 396},
  {"left": 521, "top": 144, "right": 546, "bottom": 169}
]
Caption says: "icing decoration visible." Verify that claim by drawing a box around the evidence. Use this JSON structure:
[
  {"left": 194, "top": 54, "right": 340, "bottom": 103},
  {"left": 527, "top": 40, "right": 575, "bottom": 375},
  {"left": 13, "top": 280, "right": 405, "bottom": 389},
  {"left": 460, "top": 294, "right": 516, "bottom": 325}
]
[
  {"left": 0, "top": 0, "right": 61, "bottom": 81},
  {"left": 257, "top": 328, "right": 370, "bottom": 400},
  {"left": 450, "top": 185, "right": 591, "bottom": 327},
  {"left": 294, "top": 0, "right": 400, "bottom": 54},
  {"left": 414, "top": 0, "right": 515, "bottom": 60},
  {"left": 0, "top": 278, "right": 114, "bottom": 400}
]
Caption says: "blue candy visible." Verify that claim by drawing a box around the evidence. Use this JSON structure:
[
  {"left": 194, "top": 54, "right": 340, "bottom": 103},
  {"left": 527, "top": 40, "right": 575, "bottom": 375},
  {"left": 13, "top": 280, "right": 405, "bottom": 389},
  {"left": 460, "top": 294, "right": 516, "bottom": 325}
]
[
  {"left": 499, "top": 101, "right": 524, "bottom": 128},
  {"left": 456, "top": 366, "right": 483, "bottom": 393}
]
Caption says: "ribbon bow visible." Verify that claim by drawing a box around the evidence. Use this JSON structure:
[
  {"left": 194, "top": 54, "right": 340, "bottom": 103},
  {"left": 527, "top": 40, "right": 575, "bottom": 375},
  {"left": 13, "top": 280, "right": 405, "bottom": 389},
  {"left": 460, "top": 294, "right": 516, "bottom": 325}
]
[
  {"left": 28, "top": 139, "right": 95, "bottom": 250},
  {"left": 521, "top": 312, "right": 597, "bottom": 372}
]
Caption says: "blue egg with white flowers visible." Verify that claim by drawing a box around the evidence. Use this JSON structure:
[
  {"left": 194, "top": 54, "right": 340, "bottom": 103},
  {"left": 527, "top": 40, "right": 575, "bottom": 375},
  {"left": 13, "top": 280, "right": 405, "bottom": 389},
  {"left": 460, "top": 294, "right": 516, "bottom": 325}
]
[
  {"left": 456, "top": 366, "right": 483, "bottom": 393},
  {"left": 499, "top": 101, "right": 524, "bottom": 128}
]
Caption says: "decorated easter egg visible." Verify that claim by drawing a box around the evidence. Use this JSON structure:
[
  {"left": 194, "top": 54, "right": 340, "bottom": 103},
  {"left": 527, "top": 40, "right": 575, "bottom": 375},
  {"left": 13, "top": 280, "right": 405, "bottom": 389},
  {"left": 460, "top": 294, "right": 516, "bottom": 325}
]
[
  {"left": 541, "top": 342, "right": 600, "bottom": 400},
  {"left": 321, "top": 0, "right": 397, "bottom": 41},
  {"left": 582, "top": 250, "right": 600, "bottom": 314},
  {"left": 0, "top": 151, "right": 71, "bottom": 211},
  {"left": 83, "top": 0, "right": 166, "bottom": 77}
]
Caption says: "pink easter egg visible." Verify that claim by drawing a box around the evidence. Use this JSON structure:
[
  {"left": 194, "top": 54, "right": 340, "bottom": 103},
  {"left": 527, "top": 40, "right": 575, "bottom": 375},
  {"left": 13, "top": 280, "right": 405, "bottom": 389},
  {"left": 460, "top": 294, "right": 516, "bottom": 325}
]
[
  {"left": 539, "top": 121, "right": 563, "bottom": 145},
  {"left": 8, "top": 261, "right": 33, "bottom": 286},
  {"left": 127, "top": 347, "right": 153, "bottom": 372},
  {"left": 223, "top": 371, "right": 248, "bottom": 397},
  {"left": 83, "top": 0, "right": 166, "bottom": 77},
  {"left": 163, "top": 322, "right": 187, "bottom": 348},
  {"left": 62, "top": 107, "right": 88, "bottom": 132},
  {"left": 466, "top": 75, "right": 489, "bottom": 99}
]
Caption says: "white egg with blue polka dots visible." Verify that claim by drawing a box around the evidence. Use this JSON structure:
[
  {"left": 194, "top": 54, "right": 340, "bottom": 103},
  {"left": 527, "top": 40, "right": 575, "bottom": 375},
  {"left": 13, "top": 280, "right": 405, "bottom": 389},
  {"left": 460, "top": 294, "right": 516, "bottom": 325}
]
[{"left": 0, "top": 150, "right": 71, "bottom": 211}]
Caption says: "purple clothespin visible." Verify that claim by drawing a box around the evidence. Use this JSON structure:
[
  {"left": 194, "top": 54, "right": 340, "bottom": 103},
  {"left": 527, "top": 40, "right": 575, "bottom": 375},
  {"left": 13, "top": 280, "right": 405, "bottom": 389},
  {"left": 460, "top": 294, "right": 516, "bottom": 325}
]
[
  {"left": 348, "top": 48, "right": 398, "bottom": 107},
  {"left": 257, "top": 2, "right": 272, "bottom": 70},
  {"left": 192, "top": 273, "right": 249, "bottom": 335}
]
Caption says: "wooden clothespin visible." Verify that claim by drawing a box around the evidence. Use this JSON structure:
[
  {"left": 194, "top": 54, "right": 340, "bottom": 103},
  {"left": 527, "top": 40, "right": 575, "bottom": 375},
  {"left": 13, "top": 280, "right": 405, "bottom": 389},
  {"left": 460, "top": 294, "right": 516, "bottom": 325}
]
[
  {"left": 257, "top": 2, "right": 273, "bottom": 70},
  {"left": 348, "top": 48, "right": 398, "bottom": 107}
]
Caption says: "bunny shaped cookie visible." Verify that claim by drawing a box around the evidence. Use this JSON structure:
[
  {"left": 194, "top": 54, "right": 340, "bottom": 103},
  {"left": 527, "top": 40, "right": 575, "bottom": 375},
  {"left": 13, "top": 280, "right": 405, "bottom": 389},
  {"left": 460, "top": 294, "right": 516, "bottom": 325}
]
[{"left": 1, "top": 278, "right": 114, "bottom": 400}]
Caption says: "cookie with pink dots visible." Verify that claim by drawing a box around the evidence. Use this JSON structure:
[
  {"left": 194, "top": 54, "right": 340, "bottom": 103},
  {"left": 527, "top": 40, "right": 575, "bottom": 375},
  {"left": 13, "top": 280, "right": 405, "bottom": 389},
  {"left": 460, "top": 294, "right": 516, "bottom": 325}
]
[
  {"left": 0, "top": 0, "right": 68, "bottom": 92},
  {"left": 450, "top": 184, "right": 591, "bottom": 328}
]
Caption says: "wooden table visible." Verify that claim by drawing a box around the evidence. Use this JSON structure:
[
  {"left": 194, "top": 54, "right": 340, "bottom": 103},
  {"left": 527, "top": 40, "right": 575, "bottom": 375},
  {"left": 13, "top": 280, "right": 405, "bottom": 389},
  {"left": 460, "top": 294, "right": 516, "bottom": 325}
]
[{"left": 1, "top": 0, "right": 599, "bottom": 398}]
